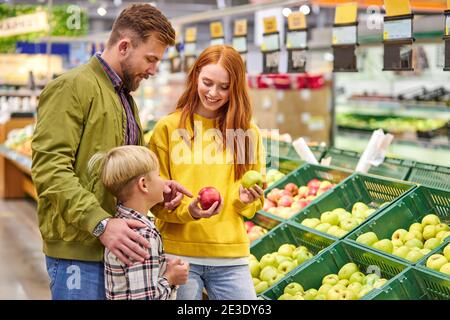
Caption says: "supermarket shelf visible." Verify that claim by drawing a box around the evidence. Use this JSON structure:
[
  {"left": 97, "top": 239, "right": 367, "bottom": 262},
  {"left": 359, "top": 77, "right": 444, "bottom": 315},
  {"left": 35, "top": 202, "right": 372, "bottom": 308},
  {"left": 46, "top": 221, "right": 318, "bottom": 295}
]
[
  {"left": 0, "top": 145, "right": 31, "bottom": 172},
  {"left": 337, "top": 100, "right": 450, "bottom": 121},
  {"left": 0, "top": 90, "right": 40, "bottom": 98}
]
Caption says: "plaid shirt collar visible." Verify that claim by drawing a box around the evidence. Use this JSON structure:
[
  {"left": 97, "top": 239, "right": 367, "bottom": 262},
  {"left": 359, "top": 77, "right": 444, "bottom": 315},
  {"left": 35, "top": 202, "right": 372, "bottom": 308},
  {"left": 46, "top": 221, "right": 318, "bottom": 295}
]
[
  {"left": 95, "top": 52, "right": 127, "bottom": 93},
  {"left": 116, "top": 204, "right": 153, "bottom": 226}
]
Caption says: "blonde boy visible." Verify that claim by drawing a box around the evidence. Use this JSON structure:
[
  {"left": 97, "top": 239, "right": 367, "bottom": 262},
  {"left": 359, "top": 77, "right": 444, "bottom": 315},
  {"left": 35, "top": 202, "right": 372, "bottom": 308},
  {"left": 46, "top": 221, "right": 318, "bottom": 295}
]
[{"left": 92, "top": 145, "right": 189, "bottom": 300}]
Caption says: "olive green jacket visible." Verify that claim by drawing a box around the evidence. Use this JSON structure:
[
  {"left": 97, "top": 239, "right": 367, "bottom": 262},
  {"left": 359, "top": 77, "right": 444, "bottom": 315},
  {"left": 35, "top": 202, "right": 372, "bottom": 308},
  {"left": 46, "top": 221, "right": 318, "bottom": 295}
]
[{"left": 31, "top": 57, "right": 144, "bottom": 261}]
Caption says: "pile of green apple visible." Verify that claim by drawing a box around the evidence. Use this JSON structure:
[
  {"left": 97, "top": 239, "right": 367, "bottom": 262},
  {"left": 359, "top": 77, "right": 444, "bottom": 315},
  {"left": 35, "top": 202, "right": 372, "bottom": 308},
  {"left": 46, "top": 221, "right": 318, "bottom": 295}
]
[
  {"left": 425, "top": 243, "right": 450, "bottom": 276},
  {"left": 276, "top": 262, "right": 389, "bottom": 300},
  {"left": 250, "top": 244, "right": 315, "bottom": 294},
  {"left": 263, "top": 178, "right": 335, "bottom": 220},
  {"left": 300, "top": 202, "right": 377, "bottom": 238},
  {"left": 266, "top": 169, "right": 286, "bottom": 187},
  {"left": 245, "top": 221, "right": 268, "bottom": 242},
  {"left": 356, "top": 214, "right": 450, "bottom": 262}
]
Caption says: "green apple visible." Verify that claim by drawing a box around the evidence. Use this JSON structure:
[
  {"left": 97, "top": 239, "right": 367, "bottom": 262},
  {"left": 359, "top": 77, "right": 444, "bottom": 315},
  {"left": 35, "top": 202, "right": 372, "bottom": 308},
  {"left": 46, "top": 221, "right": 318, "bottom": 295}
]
[
  {"left": 322, "top": 274, "right": 340, "bottom": 286},
  {"left": 437, "top": 231, "right": 450, "bottom": 242},
  {"left": 278, "top": 243, "right": 296, "bottom": 257},
  {"left": 392, "top": 239, "right": 404, "bottom": 248},
  {"left": 352, "top": 202, "right": 369, "bottom": 215},
  {"left": 365, "top": 274, "right": 380, "bottom": 286},
  {"left": 405, "top": 238, "right": 424, "bottom": 249},
  {"left": 303, "top": 288, "right": 318, "bottom": 300},
  {"left": 352, "top": 210, "right": 366, "bottom": 220},
  {"left": 320, "top": 211, "right": 340, "bottom": 226},
  {"left": 422, "top": 225, "right": 437, "bottom": 241},
  {"left": 373, "top": 239, "right": 394, "bottom": 254},
  {"left": 349, "top": 272, "right": 366, "bottom": 284},
  {"left": 278, "top": 293, "right": 294, "bottom": 300},
  {"left": 293, "top": 250, "right": 311, "bottom": 265},
  {"left": 253, "top": 278, "right": 260, "bottom": 286},
  {"left": 260, "top": 266, "right": 279, "bottom": 282},
  {"left": 254, "top": 280, "right": 269, "bottom": 294},
  {"left": 315, "top": 294, "right": 327, "bottom": 300},
  {"left": 357, "top": 285, "right": 374, "bottom": 299},
  {"left": 284, "top": 282, "right": 304, "bottom": 295},
  {"left": 338, "top": 279, "right": 350, "bottom": 287},
  {"left": 421, "top": 214, "right": 441, "bottom": 227},
  {"left": 336, "top": 211, "right": 352, "bottom": 222},
  {"left": 363, "top": 208, "right": 376, "bottom": 218},
  {"left": 249, "top": 254, "right": 258, "bottom": 261},
  {"left": 405, "top": 250, "right": 425, "bottom": 263},
  {"left": 444, "top": 243, "right": 450, "bottom": 261},
  {"left": 317, "top": 284, "right": 333, "bottom": 295},
  {"left": 420, "top": 248, "right": 432, "bottom": 256},
  {"left": 242, "top": 170, "right": 264, "bottom": 188},
  {"left": 409, "top": 222, "right": 423, "bottom": 233},
  {"left": 269, "top": 274, "right": 285, "bottom": 286},
  {"left": 332, "top": 207, "right": 349, "bottom": 216},
  {"left": 435, "top": 223, "right": 450, "bottom": 234},
  {"left": 373, "top": 278, "right": 388, "bottom": 289},
  {"left": 291, "top": 294, "right": 304, "bottom": 300},
  {"left": 249, "top": 260, "right": 261, "bottom": 278},
  {"left": 340, "top": 217, "right": 359, "bottom": 232},
  {"left": 391, "top": 229, "right": 408, "bottom": 242},
  {"left": 326, "top": 287, "right": 344, "bottom": 300},
  {"left": 404, "top": 230, "right": 423, "bottom": 242},
  {"left": 424, "top": 238, "right": 441, "bottom": 251},
  {"left": 327, "top": 226, "right": 343, "bottom": 237},
  {"left": 347, "top": 282, "right": 362, "bottom": 294},
  {"left": 339, "top": 289, "right": 357, "bottom": 300},
  {"left": 336, "top": 229, "right": 349, "bottom": 238},
  {"left": 277, "top": 260, "right": 297, "bottom": 274},
  {"left": 393, "top": 246, "right": 410, "bottom": 259},
  {"left": 356, "top": 232, "right": 379, "bottom": 246},
  {"left": 301, "top": 218, "right": 321, "bottom": 229},
  {"left": 275, "top": 254, "right": 292, "bottom": 266},
  {"left": 315, "top": 223, "right": 332, "bottom": 233},
  {"left": 338, "top": 262, "right": 359, "bottom": 280},
  {"left": 439, "top": 263, "right": 450, "bottom": 276},
  {"left": 260, "top": 253, "right": 277, "bottom": 269},
  {"left": 426, "top": 254, "right": 448, "bottom": 271}
]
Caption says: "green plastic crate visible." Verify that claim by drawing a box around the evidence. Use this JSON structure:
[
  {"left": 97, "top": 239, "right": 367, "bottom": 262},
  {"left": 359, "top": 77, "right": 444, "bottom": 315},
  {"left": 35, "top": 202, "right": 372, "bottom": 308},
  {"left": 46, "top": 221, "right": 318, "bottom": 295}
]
[
  {"left": 291, "top": 173, "right": 417, "bottom": 239},
  {"left": 267, "top": 155, "right": 305, "bottom": 174},
  {"left": 368, "top": 267, "right": 450, "bottom": 300},
  {"left": 259, "top": 164, "right": 352, "bottom": 221},
  {"left": 323, "top": 147, "right": 413, "bottom": 180},
  {"left": 416, "top": 238, "right": 450, "bottom": 280},
  {"left": 263, "top": 138, "right": 326, "bottom": 162},
  {"left": 261, "top": 240, "right": 409, "bottom": 300},
  {"left": 346, "top": 186, "right": 450, "bottom": 265},
  {"left": 407, "top": 162, "right": 450, "bottom": 190}
]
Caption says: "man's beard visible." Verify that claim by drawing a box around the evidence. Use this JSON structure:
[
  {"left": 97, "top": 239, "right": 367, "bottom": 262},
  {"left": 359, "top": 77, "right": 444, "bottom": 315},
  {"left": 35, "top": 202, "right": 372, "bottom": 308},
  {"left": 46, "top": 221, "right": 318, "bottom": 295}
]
[{"left": 120, "top": 58, "right": 139, "bottom": 92}]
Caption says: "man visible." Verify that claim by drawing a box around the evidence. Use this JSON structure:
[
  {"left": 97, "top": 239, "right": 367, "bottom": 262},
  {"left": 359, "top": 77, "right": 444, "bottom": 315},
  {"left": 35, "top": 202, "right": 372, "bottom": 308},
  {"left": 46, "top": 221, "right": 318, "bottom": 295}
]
[{"left": 31, "top": 4, "right": 191, "bottom": 300}]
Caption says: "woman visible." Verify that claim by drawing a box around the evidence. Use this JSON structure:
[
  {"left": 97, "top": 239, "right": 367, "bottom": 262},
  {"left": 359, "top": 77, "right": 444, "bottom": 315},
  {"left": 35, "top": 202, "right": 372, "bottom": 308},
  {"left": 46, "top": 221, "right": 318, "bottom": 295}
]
[{"left": 149, "top": 45, "right": 265, "bottom": 300}]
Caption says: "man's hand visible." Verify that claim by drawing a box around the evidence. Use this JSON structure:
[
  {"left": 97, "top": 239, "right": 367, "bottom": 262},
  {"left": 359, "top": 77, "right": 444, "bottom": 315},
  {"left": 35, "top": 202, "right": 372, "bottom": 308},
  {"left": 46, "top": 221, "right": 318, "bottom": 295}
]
[
  {"left": 163, "top": 180, "right": 193, "bottom": 210},
  {"left": 99, "top": 218, "right": 150, "bottom": 266},
  {"left": 188, "top": 197, "right": 223, "bottom": 219}
]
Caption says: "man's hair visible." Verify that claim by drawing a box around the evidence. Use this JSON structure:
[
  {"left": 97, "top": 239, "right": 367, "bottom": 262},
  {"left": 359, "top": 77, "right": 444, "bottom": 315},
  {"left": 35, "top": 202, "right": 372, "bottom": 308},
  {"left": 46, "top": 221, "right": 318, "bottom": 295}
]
[
  {"left": 107, "top": 3, "right": 175, "bottom": 48},
  {"left": 89, "top": 146, "right": 160, "bottom": 201}
]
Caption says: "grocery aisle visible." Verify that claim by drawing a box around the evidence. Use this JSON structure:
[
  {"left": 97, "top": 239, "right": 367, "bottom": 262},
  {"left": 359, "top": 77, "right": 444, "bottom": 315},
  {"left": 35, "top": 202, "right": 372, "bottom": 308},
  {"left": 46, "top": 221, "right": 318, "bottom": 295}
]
[{"left": 0, "top": 199, "right": 50, "bottom": 300}]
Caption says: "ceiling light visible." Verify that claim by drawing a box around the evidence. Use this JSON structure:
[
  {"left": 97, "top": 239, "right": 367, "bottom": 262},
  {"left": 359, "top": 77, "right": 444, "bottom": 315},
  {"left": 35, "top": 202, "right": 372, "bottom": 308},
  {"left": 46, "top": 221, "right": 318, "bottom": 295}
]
[
  {"left": 282, "top": 7, "right": 292, "bottom": 17},
  {"left": 300, "top": 5, "right": 311, "bottom": 15},
  {"left": 97, "top": 7, "right": 107, "bottom": 16}
]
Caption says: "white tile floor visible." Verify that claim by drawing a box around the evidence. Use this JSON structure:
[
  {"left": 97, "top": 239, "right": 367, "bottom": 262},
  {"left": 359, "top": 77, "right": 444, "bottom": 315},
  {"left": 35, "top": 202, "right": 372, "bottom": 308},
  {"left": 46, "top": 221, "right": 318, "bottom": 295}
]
[{"left": 0, "top": 199, "right": 50, "bottom": 300}]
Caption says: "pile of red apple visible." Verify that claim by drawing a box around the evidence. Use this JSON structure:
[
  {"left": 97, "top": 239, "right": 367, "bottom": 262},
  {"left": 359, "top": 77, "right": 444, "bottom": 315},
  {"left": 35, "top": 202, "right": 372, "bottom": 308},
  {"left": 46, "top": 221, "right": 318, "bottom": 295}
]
[
  {"left": 276, "top": 262, "right": 389, "bottom": 300},
  {"left": 245, "top": 221, "right": 268, "bottom": 242},
  {"left": 263, "top": 178, "right": 335, "bottom": 219},
  {"left": 250, "top": 244, "right": 315, "bottom": 294}
]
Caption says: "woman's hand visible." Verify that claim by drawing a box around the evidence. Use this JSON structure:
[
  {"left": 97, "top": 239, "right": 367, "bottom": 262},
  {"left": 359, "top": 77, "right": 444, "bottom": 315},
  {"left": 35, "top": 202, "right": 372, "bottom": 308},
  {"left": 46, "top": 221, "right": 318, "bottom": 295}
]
[
  {"left": 239, "top": 185, "right": 264, "bottom": 205},
  {"left": 188, "top": 197, "right": 223, "bottom": 219}
]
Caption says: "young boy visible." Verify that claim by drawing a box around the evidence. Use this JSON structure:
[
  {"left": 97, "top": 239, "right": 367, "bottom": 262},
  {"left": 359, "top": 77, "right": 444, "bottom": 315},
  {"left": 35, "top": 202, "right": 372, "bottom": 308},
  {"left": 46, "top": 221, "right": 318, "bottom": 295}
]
[{"left": 93, "top": 145, "right": 189, "bottom": 300}]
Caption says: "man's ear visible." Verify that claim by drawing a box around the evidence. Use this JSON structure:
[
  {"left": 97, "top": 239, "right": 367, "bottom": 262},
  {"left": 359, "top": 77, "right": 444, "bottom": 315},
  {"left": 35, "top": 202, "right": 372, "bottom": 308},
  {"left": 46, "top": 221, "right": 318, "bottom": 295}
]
[{"left": 118, "top": 39, "right": 131, "bottom": 56}]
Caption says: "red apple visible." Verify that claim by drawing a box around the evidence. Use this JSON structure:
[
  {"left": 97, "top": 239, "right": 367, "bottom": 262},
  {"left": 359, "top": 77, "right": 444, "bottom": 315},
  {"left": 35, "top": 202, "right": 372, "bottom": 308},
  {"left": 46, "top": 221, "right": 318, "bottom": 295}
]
[
  {"left": 280, "top": 189, "right": 293, "bottom": 197},
  {"left": 284, "top": 183, "right": 299, "bottom": 196},
  {"left": 308, "top": 187, "right": 319, "bottom": 196},
  {"left": 297, "top": 186, "right": 309, "bottom": 198},
  {"left": 307, "top": 178, "right": 321, "bottom": 189},
  {"left": 263, "top": 199, "right": 276, "bottom": 211},
  {"left": 278, "top": 195, "right": 294, "bottom": 207},
  {"left": 267, "top": 189, "right": 282, "bottom": 202},
  {"left": 198, "top": 187, "right": 221, "bottom": 210},
  {"left": 244, "top": 221, "right": 254, "bottom": 232}
]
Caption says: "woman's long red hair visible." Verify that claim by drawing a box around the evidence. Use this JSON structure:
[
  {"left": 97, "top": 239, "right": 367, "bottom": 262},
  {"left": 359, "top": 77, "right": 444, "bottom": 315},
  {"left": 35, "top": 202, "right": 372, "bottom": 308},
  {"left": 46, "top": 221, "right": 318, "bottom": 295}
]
[{"left": 176, "top": 45, "right": 254, "bottom": 181}]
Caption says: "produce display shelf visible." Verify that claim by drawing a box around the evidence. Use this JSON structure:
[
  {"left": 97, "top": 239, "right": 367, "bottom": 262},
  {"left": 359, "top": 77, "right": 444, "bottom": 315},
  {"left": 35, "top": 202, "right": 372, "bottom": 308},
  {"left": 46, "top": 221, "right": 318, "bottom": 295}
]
[
  {"left": 346, "top": 186, "right": 450, "bottom": 265},
  {"left": 290, "top": 173, "right": 417, "bottom": 240},
  {"left": 415, "top": 238, "right": 450, "bottom": 280},
  {"left": 261, "top": 240, "right": 409, "bottom": 300},
  {"left": 0, "top": 144, "right": 31, "bottom": 171},
  {"left": 407, "top": 162, "right": 450, "bottom": 191}
]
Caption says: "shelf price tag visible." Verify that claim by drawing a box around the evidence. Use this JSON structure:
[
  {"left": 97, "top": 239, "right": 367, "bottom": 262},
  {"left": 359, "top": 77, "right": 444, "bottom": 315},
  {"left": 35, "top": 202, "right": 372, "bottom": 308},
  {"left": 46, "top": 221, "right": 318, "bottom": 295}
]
[
  {"left": 332, "top": 2, "right": 358, "bottom": 72},
  {"left": 210, "top": 21, "right": 224, "bottom": 39},
  {"left": 383, "top": 19, "right": 412, "bottom": 40},
  {"left": 263, "top": 16, "right": 278, "bottom": 34},
  {"left": 288, "top": 12, "right": 306, "bottom": 30},
  {"left": 332, "top": 25, "right": 357, "bottom": 45},
  {"left": 185, "top": 27, "right": 197, "bottom": 43},
  {"left": 234, "top": 19, "right": 247, "bottom": 37}
]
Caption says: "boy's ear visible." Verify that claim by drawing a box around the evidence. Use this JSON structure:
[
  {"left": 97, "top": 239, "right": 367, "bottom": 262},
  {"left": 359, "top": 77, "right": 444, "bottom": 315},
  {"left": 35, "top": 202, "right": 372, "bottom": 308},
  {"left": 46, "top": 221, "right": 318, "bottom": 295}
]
[{"left": 137, "top": 176, "right": 148, "bottom": 193}]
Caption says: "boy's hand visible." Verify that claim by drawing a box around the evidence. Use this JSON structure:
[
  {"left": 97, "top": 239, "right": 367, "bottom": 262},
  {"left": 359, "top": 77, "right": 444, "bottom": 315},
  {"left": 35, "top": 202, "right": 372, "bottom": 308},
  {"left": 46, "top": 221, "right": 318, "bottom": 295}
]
[
  {"left": 165, "top": 258, "right": 189, "bottom": 285},
  {"left": 163, "top": 180, "right": 193, "bottom": 210},
  {"left": 188, "top": 197, "right": 223, "bottom": 219},
  {"left": 239, "top": 185, "right": 264, "bottom": 204},
  {"left": 99, "top": 218, "right": 150, "bottom": 266}
]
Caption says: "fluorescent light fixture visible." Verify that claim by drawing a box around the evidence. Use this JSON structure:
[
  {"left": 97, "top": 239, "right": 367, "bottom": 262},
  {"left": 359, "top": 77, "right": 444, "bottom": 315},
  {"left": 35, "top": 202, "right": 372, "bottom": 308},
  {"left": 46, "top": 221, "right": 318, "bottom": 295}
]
[{"left": 97, "top": 7, "right": 107, "bottom": 16}]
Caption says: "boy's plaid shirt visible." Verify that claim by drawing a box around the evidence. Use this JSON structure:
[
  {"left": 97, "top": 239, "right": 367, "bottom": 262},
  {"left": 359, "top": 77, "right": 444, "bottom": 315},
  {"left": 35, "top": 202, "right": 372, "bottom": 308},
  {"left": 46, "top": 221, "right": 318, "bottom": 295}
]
[{"left": 104, "top": 204, "right": 176, "bottom": 300}]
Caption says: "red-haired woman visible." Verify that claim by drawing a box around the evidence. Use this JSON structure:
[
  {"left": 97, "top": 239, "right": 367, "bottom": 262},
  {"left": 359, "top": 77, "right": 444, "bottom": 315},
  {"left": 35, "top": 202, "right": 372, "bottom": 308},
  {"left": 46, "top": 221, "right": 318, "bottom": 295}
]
[{"left": 149, "top": 45, "right": 265, "bottom": 300}]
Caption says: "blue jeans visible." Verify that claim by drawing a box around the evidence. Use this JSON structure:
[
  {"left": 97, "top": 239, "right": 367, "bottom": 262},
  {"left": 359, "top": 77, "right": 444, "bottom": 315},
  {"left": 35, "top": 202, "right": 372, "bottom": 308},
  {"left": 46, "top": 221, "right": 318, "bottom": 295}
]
[
  {"left": 45, "top": 256, "right": 105, "bottom": 300},
  {"left": 176, "top": 264, "right": 257, "bottom": 300}
]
